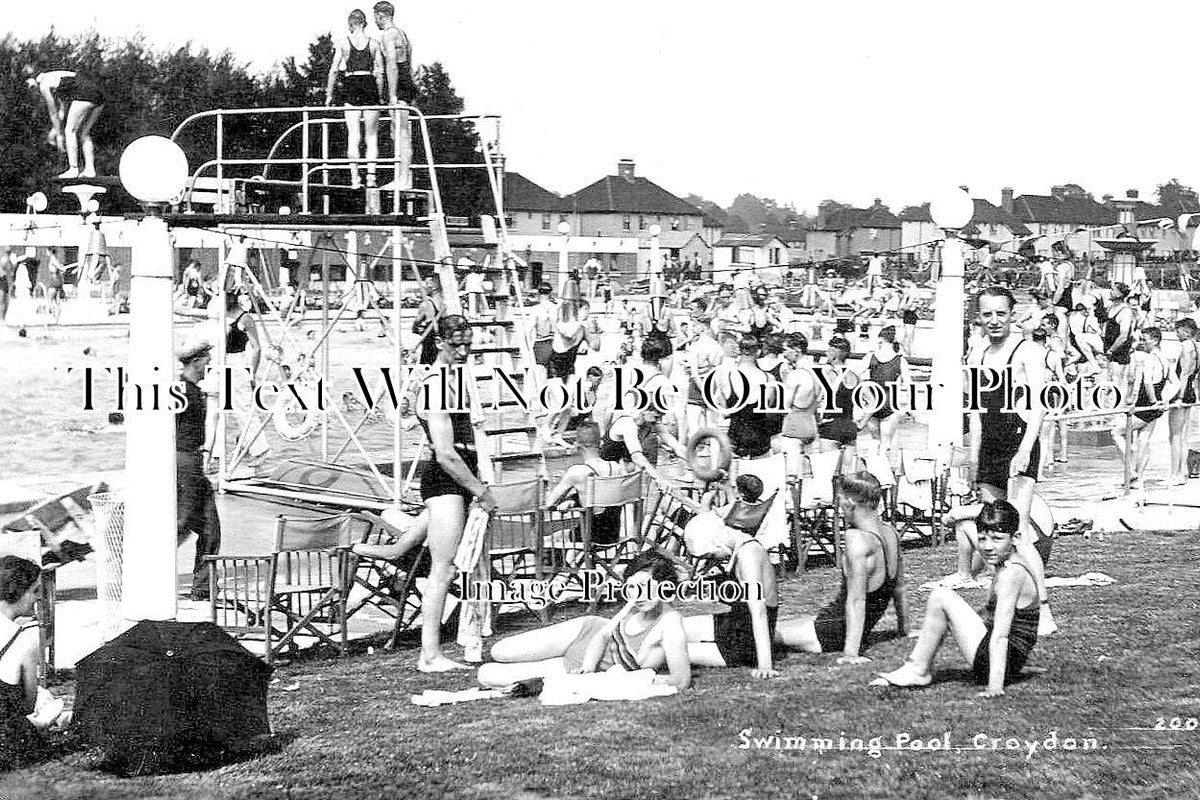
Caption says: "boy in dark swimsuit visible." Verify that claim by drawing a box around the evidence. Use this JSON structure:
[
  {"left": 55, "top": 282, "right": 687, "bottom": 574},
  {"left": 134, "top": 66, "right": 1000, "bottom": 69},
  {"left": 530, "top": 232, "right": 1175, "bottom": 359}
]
[{"left": 776, "top": 472, "right": 907, "bottom": 662}]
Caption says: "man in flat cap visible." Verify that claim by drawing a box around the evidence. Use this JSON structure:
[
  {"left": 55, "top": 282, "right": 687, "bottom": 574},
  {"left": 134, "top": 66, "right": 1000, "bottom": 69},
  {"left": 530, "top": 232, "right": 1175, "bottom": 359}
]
[{"left": 176, "top": 342, "right": 221, "bottom": 600}]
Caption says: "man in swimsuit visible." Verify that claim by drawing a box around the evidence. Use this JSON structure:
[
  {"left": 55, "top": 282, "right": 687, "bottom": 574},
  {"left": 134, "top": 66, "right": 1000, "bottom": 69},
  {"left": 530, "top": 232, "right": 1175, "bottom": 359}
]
[
  {"left": 682, "top": 303, "right": 725, "bottom": 438},
  {"left": 1103, "top": 283, "right": 1136, "bottom": 390},
  {"left": 776, "top": 472, "right": 907, "bottom": 662},
  {"left": 545, "top": 422, "right": 625, "bottom": 546},
  {"left": 325, "top": 9, "right": 385, "bottom": 192},
  {"left": 413, "top": 315, "right": 497, "bottom": 671},
  {"left": 1168, "top": 318, "right": 1199, "bottom": 486},
  {"left": 857, "top": 326, "right": 909, "bottom": 459},
  {"left": 1049, "top": 242, "right": 1076, "bottom": 343},
  {"left": 947, "top": 286, "right": 1055, "bottom": 635},
  {"left": 25, "top": 66, "right": 107, "bottom": 179},
  {"left": 374, "top": 1, "right": 415, "bottom": 190},
  {"left": 545, "top": 300, "right": 600, "bottom": 446},
  {"left": 898, "top": 279, "right": 921, "bottom": 356}
]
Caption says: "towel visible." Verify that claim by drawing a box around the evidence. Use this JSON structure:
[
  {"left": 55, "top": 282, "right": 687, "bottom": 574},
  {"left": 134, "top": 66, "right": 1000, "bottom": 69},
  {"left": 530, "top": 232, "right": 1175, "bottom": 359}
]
[
  {"left": 539, "top": 668, "right": 679, "bottom": 705},
  {"left": 411, "top": 688, "right": 506, "bottom": 707},
  {"left": 901, "top": 450, "right": 937, "bottom": 482},
  {"left": 801, "top": 450, "right": 843, "bottom": 507},
  {"left": 863, "top": 452, "right": 895, "bottom": 488}
]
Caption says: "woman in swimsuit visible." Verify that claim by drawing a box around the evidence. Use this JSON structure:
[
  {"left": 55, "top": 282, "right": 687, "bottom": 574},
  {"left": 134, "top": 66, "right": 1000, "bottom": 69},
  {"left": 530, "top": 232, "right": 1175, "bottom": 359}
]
[
  {"left": 0, "top": 557, "right": 53, "bottom": 767},
  {"left": 325, "top": 10, "right": 385, "bottom": 191},
  {"left": 681, "top": 514, "right": 781, "bottom": 680},
  {"left": 776, "top": 472, "right": 907, "bottom": 663},
  {"left": 871, "top": 500, "right": 1040, "bottom": 696},
  {"left": 858, "top": 326, "right": 908, "bottom": 459},
  {"left": 1112, "top": 327, "right": 1172, "bottom": 487},
  {"left": 477, "top": 551, "right": 691, "bottom": 689},
  {"left": 1168, "top": 318, "right": 1199, "bottom": 486}
]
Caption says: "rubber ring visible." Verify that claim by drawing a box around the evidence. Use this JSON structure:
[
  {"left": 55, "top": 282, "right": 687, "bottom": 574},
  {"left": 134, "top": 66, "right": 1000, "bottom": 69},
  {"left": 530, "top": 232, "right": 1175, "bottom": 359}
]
[{"left": 686, "top": 428, "right": 732, "bottom": 482}]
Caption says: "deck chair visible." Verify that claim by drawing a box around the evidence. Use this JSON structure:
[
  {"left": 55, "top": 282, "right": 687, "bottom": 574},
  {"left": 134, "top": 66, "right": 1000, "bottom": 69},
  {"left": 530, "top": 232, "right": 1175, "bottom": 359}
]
[
  {"left": 344, "top": 508, "right": 430, "bottom": 648},
  {"left": 641, "top": 478, "right": 719, "bottom": 553},
  {"left": 791, "top": 447, "right": 857, "bottom": 573},
  {"left": 582, "top": 470, "right": 648, "bottom": 596},
  {"left": 485, "top": 477, "right": 549, "bottom": 623},
  {"left": 207, "top": 513, "right": 353, "bottom": 665},
  {"left": 681, "top": 490, "right": 781, "bottom": 581},
  {"left": 2, "top": 481, "right": 106, "bottom": 565},
  {"left": 889, "top": 449, "right": 943, "bottom": 546}
]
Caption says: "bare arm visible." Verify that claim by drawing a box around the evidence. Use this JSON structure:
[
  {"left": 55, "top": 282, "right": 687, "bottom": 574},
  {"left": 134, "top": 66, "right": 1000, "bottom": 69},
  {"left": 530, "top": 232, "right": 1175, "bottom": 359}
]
[
  {"left": 839, "top": 534, "right": 870, "bottom": 658},
  {"left": 892, "top": 551, "right": 909, "bottom": 634},
  {"left": 655, "top": 612, "right": 692, "bottom": 689},
  {"left": 545, "top": 466, "right": 586, "bottom": 508},
  {"left": 372, "top": 40, "right": 385, "bottom": 103},
  {"left": 981, "top": 569, "right": 1023, "bottom": 696},
  {"left": 381, "top": 29, "right": 400, "bottom": 104},
  {"left": 734, "top": 544, "right": 777, "bottom": 678},
  {"left": 242, "top": 314, "right": 262, "bottom": 384},
  {"left": 324, "top": 41, "right": 347, "bottom": 105}
]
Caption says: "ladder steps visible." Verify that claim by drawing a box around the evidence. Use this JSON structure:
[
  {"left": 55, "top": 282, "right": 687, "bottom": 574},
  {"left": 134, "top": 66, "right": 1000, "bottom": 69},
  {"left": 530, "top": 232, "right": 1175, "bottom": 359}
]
[{"left": 466, "top": 318, "right": 515, "bottom": 328}]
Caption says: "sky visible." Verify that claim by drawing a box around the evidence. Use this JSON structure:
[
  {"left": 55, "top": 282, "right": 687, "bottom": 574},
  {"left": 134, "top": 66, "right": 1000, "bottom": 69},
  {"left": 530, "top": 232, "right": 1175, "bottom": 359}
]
[{"left": 7, "top": 0, "right": 1200, "bottom": 214}]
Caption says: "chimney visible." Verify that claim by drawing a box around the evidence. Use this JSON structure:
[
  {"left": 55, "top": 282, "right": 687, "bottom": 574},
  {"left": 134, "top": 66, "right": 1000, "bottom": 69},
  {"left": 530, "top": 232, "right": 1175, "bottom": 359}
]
[
  {"left": 617, "top": 159, "right": 636, "bottom": 182},
  {"left": 1050, "top": 186, "right": 1066, "bottom": 202},
  {"left": 1125, "top": 189, "right": 1139, "bottom": 200},
  {"left": 873, "top": 197, "right": 882, "bottom": 207},
  {"left": 1102, "top": 194, "right": 1113, "bottom": 204},
  {"left": 1000, "top": 187, "right": 1014, "bottom": 214}
]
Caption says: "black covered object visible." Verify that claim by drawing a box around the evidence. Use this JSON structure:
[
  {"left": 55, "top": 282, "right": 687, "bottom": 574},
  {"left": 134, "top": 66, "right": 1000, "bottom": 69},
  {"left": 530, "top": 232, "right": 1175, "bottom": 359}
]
[{"left": 74, "top": 621, "right": 272, "bottom": 774}]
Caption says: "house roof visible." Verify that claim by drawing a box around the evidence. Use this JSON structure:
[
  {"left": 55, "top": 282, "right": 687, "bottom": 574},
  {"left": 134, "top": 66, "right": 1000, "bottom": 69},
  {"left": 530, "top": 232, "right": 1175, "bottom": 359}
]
[
  {"left": 1011, "top": 194, "right": 1117, "bottom": 226},
  {"left": 813, "top": 204, "right": 901, "bottom": 231},
  {"left": 963, "top": 199, "right": 1031, "bottom": 237},
  {"left": 567, "top": 175, "right": 703, "bottom": 217},
  {"left": 899, "top": 204, "right": 932, "bottom": 223},
  {"left": 656, "top": 231, "right": 709, "bottom": 250},
  {"left": 714, "top": 233, "right": 786, "bottom": 248},
  {"left": 503, "top": 172, "right": 569, "bottom": 212},
  {"left": 1131, "top": 199, "right": 1200, "bottom": 223}
]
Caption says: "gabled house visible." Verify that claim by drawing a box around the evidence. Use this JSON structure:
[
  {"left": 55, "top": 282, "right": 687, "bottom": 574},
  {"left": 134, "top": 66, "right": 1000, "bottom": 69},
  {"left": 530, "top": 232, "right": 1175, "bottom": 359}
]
[
  {"left": 1009, "top": 185, "right": 1119, "bottom": 258},
  {"left": 503, "top": 172, "right": 570, "bottom": 236},
  {"left": 801, "top": 199, "right": 901, "bottom": 263},
  {"left": 565, "top": 159, "right": 706, "bottom": 239},
  {"left": 713, "top": 233, "right": 789, "bottom": 284}
]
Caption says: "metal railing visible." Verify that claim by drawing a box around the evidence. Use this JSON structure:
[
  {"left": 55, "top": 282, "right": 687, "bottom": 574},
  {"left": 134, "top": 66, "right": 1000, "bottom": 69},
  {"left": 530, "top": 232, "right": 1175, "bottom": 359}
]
[{"left": 170, "top": 104, "right": 502, "bottom": 216}]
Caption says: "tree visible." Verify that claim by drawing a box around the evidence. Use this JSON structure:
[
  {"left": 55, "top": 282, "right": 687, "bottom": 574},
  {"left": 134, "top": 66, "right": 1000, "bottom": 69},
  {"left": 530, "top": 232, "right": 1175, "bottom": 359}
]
[
  {"left": 1156, "top": 179, "right": 1199, "bottom": 213},
  {"left": 412, "top": 61, "right": 490, "bottom": 219}
]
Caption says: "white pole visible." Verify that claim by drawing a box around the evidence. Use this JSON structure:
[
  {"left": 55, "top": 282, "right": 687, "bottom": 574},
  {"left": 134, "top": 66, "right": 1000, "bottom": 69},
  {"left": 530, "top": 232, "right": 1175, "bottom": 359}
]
[
  {"left": 558, "top": 231, "right": 570, "bottom": 296},
  {"left": 122, "top": 214, "right": 178, "bottom": 621},
  {"left": 649, "top": 231, "right": 663, "bottom": 297},
  {"left": 929, "top": 233, "right": 965, "bottom": 468}
]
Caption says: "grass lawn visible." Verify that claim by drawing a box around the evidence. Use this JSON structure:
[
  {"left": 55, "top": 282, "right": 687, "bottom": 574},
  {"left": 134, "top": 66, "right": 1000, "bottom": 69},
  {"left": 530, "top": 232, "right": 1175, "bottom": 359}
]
[{"left": 2, "top": 530, "right": 1198, "bottom": 800}]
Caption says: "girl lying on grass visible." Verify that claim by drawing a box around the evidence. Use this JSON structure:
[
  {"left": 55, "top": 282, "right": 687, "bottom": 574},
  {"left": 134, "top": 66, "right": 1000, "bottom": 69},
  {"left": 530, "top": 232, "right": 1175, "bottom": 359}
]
[
  {"left": 870, "top": 500, "right": 1039, "bottom": 697},
  {"left": 477, "top": 551, "right": 691, "bottom": 689}
]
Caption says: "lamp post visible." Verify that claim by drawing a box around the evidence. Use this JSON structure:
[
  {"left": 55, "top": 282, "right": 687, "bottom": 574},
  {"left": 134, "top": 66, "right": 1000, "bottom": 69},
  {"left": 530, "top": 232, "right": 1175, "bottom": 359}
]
[
  {"left": 647, "top": 223, "right": 663, "bottom": 298},
  {"left": 556, "top": 220, "right": 571, "bottom": 296},
  {"left": 927, "top": 187, "right": 974, "bottom": 469},
  {"left": 118, "top": 135, "right": 189, "bottom": 622}
]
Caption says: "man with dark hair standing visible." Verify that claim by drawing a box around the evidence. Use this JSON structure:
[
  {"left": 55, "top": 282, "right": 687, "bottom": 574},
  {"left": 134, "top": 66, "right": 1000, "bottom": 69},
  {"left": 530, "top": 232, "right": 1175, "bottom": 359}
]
[
  {"left": 176, "top": 343, "right": 221, "bottom": 601},
  {"left": 374, "top": 1, "right": 415, "bottom": 190},
  {"left": 944, "top": 286, "right": 1055, "bottom": 635}
]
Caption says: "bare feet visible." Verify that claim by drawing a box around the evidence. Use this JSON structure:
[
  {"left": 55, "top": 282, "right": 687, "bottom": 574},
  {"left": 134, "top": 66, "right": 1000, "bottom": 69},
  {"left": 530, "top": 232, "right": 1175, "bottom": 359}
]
[
  {"left": 870, "top": 662, "right": 932, "bottom": 687},
  {"left": 80, "top": 168, "right": 97, "bottom": 179},
  {"left": 1038, "top": 603, "right": 1058, "bottom": 637},
  {"left": 417, "top": 654, "right": 471, "bottom": 673},
  {"left": 56, "top": 168, "right": 79, "bottom": 180}
]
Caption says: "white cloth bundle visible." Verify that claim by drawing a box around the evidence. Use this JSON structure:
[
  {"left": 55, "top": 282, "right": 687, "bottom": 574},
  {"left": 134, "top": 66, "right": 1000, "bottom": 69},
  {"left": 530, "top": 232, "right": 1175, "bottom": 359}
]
[{"left": 539, "top": 667, "right": 679, "bottom": 705}]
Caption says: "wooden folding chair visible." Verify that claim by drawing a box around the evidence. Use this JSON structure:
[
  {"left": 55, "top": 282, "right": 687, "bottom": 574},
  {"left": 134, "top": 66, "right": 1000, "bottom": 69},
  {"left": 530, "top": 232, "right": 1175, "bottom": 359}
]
[
  {"left": 791, "top": 447, "right": 857, "bottom": 573},
  {"left": 207, "top": 513, "right": 353, "bottom": 664},
  {"left": 582, "top": 470, "right": 648, "bottom": 606},
  {"left": 484, "top": 477, "right": 549, "bottom": 622},
  {"left": 344, "top": 509, "right": 429, "bottom": 648},
  {"left": 888, "top": 449, "right": 943, "bottom": 546}
]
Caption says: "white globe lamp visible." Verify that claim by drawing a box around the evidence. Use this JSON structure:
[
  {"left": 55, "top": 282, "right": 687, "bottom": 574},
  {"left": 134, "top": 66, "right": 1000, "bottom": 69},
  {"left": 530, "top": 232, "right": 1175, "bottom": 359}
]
[
  {"left": 557, "top": 221, "right": 571, "bottom": 235},
  {"left": 26, "top": 192, "right": 48, "bottom": 213},
  {"left": 929, "top": 187, "right": 974, "bottom": 231},
  {"left": 648, "top": 223, "right": 662, "bottom": 237},
  {"left": 119, "top": 136, "right": 188, "bottom": 205}
]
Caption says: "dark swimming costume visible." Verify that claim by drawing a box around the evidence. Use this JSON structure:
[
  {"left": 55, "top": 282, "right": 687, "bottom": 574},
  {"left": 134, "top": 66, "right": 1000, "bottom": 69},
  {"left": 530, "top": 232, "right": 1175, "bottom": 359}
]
[
  {"left": 340, "top": 38, "right": 379, "bottom": 106},
  {"left": 1133, "top": 353, "right": 1168, "bottom": 424},
  {"left": 867, "top": 352, "right": 902, "bottom": 420},
  {"left": 971, "top": 561, "right": 1039, "bottom": 684},
  {"left": 418, "top": 404, "right": 478, "bottom": 501},
  {"left": 710, "top": 541, "right": 780, "bottom": 667},
  {"left": 902, "top": 309, "right": 918, "bottom": 325},
  {"left": 547, "top": 341, "right": 581, "bottom": 381},
  {"left": 812, "top": 527, "right": 899, "bottom": 653},
  {"left": 974, "top": 340, "right": 1041, "bottom": 491},
  {"left": 58, "top": 74, "right": 108, "bottom": 106},
  {"left": 1176, "top": 341, "right": 1198, "bottom": 406},
  {"left": 1103, "top": 306, "right": 1132, "bottom": 366},
  {"left": 818, "top": 367, "right": 858, "bottom": 445},
  {"left": 599, "top": 418, "right": 659, "bottom": 467},
  {"left": 727, "top": 374, "right": 775, "bottom": 458},
  {"left": 226, "top": 311, "right": 249, "bottom": 355},
  {"left": 0, "top": 624, "right": 39, "bottom": 769}
]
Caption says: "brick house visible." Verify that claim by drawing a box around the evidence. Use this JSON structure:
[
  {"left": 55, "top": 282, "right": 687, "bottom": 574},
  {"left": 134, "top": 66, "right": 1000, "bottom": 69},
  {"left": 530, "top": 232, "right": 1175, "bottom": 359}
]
[{"left": 802, "top": 199, "right": 902, "bottom": 263}]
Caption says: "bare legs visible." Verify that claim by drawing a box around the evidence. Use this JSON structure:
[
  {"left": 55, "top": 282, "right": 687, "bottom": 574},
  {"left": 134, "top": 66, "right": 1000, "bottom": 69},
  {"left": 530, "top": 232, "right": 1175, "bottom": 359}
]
[
  {"left": 418, "top": 494, "right": 471, "bottom": 672},
  {"left": 1167, "top": 407, "right": 1191, "bottom": 485},
  {"left": 393, "top": 108, "right": 411, "bottom": 190},
  {"left": 476, "top": 615, "right": 600, "bottom": 687},
  {"left": 343, "top": 109, "right": 380, "bottom": 190},
  {"left": 875, "top": 587, "right": 986, "bottom": 685},
  {"left": 59, "top": 101, "right": 102, "bottom": 178}
]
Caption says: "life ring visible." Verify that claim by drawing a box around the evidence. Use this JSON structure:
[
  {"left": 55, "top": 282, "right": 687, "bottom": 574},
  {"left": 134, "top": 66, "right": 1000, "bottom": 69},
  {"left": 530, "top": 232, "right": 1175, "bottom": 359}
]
[
  {"left": 272, "top": 380, "right": 321, "bottom": 441},
  {"left": 686, "top": 428, "right": 732, "bottom": 482}
]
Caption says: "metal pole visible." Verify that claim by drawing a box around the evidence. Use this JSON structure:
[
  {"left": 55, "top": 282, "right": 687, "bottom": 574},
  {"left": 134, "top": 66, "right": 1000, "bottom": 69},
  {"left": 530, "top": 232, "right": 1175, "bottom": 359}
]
[
  {"left": 392, "top": 228, "right": 404, "bottom": 506},
  {"left": 301, "top": 111, "right": 311, "bottom": 215},
  {"left": 558, "top": 232, "right": 569, "bottom": 296},
  {"left": 321, "top": 239, "right": 329, "bottom": 459},
  {"left": 122, "top": 213, "right": 177, "bottom": 621}
]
